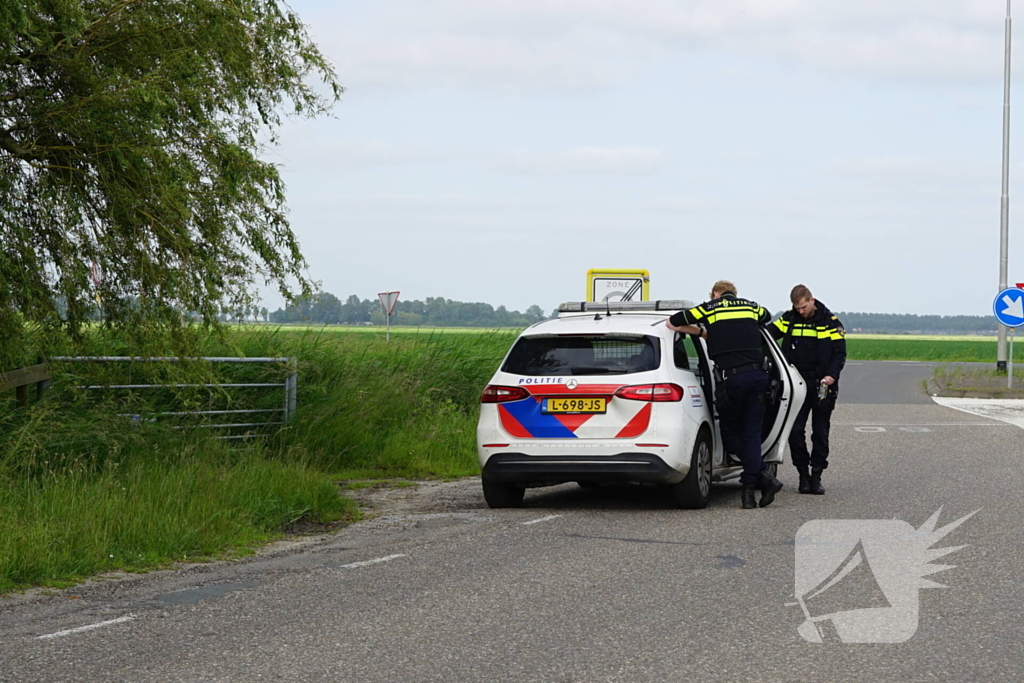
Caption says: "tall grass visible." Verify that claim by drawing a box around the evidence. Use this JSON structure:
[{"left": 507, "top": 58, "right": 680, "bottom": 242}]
[
  {"left": 0, "top": 353, "right": 356, "bottom": 592},
  {"left": 0, "top": 446, "right": 353, "bottom": 593},
  {"left": 0, "top": 326, "right": 513, "bottom": 591},
  {"left": 213, "top": 327, "right": 518, "bottom": 477}
]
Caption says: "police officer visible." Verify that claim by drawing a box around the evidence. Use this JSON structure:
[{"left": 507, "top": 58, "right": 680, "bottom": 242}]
[
  {"left": 769, "top": 284, "right": 846, "bottom": 495},
  {"left": 666, "top": 280, "right": 783, "bottom": 509}
]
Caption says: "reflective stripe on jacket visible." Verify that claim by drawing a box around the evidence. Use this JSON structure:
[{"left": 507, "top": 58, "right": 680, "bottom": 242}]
[
  {"left": 670, "top": 294, "right": 771, "bottom": 370},
  {"left": 769, "top": 300, "right": 846, "bottom": 381}
]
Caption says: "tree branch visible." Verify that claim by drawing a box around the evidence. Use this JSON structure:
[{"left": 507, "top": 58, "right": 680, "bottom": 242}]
[{"left": 0, "top": 127, "right": 35, "bottom": 159}]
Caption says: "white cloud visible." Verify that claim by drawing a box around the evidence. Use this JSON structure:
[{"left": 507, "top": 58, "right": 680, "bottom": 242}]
[
  {"left": 493, "top": 147, "right": 667, "bottom": 175},
  {"left": 299, "top": 0, "right": 1011, "bottom": 92},
  {"left": 273, "top": 138, "right": 460, "bottom": 170}
]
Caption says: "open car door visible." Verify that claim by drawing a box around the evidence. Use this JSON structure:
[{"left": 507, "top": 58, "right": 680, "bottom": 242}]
[
  {"left": 690, "top": 329, "right": 807, "bottom": 470},
  {"left": 759, "top": 328, "right": 807, "bottom": 464}
]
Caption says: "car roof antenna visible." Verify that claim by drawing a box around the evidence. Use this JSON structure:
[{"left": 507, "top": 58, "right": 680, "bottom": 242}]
[{"left": 606, "top": 297, "right": 611, "bottom": 317}]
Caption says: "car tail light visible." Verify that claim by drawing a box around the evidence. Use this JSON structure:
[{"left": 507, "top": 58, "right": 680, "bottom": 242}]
[
  {"left": 481, "top": 385, "right": 530, "bottom": 403},
  {"left": 614, "top": 383, "right": 684, "bottom": 402}
]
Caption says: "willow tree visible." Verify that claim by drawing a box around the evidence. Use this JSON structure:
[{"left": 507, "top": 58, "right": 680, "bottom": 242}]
[{"left": 0, "top": 0, "right": 340, "bottom": 354}]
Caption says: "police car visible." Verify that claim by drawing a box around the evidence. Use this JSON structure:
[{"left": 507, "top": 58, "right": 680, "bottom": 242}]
[{"left": 477, "top": 300, "right": 807, "bottom": 508}]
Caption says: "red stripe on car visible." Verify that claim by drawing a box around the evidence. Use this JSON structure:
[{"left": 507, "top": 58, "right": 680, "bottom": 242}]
[
  {"left": 615, "top": 403, "right": 652, "bottom": 438},
  {"left": 498, "top": 404, "right": 532, "bottom": 438}
]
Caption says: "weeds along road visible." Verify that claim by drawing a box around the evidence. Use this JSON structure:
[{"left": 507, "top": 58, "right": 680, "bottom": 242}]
[{"left": 1, "top": 361, "right": 1022, "bottom": 682}]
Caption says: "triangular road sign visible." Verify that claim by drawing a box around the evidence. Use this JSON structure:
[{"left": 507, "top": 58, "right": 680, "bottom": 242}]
[{"left": 378, "top": 291, "right": 400, "bottom": 315}]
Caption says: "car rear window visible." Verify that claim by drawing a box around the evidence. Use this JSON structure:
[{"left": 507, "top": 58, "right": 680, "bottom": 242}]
[{"left": 502, "top": 335, "right": 661, "bottom": 376}]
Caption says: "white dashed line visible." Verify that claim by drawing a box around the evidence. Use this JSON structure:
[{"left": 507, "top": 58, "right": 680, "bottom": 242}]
[
  {"left": 334, "top": 554, "right": 407, "bottom": 570},
  {"left": 522, "top": 515, "right": 563, "bottom": 526},
  {"left": 835, "top": 422, "right": 1010, "bottom": 426},
  {"left": 38, "top": 615, "right": 136, "bottom": 640}
]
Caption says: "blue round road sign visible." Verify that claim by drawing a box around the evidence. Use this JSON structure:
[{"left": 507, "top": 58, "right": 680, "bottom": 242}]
[{"left": 993, "top": 287, "right": 1024, "bottom": 328}]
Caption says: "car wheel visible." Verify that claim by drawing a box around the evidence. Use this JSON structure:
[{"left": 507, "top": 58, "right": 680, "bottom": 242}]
[
  {"left": 481, "top": 477, "right": 525, "bottom": 508},
  {"left": 671, "top": 429, "right": 713, "bottom": 509}
]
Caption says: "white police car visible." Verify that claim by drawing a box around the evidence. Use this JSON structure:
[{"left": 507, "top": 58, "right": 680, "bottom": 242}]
[{"left": 477, "top": 300, "right": 807, "bottom": 508}]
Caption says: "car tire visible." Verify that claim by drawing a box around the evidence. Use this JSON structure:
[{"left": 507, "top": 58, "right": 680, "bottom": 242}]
[
  {"left": 671, "top": 429, "right": 713, "bottom": 509},
  {"left": 481, "top": 477, "right": 525, "bottom": 508}
]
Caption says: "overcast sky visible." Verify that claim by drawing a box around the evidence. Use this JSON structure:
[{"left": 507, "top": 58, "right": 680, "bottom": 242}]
[{"left": 267, "top": 1, "right": 1024, "bottom": 316}]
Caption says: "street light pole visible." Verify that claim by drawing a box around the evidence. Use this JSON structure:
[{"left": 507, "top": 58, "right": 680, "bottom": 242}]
[{"left": 999, "top": 0, "right": 1013, "bottom": 372}]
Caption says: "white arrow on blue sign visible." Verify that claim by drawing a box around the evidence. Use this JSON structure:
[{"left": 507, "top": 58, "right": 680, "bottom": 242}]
[{"left": 993, "top": 287, "right": 1024, "bottom": 328}]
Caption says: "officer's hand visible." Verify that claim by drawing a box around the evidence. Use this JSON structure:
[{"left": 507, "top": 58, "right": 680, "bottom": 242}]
[
  {"left": 700, "top": 328, "right": 708, "bottom": 340},
  {"left": 822, "top": 376, "right": 835, "bottom": 386}
]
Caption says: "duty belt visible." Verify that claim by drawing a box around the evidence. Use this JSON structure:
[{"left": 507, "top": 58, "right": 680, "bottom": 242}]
[{"left": 720, "top": 362, "right": 763, "bottom": 379}]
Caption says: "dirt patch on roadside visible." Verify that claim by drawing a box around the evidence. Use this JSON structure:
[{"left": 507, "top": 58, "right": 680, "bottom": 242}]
[{"left": 339, "top": 478, "right": 486, "bottom": 518}]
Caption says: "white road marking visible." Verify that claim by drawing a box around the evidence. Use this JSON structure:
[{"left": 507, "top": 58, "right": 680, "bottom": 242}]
[
  {"left": 835, "top": 422, "right": 1010, "bottom": 426},
  {"left": 522, "top": 515, "right": 563, "bottom": 526},
  {"left": 854, "top": 427, "right": 887, "bottom": 433},
  {"left": 334, "top": 554, "right": 407, "bottom": 570},
  {"left": 931, "top": 397, "right": 1024, "bottom": 431},
  {"left": 38, "top": 615, "right": 136, "bottom": 640}
]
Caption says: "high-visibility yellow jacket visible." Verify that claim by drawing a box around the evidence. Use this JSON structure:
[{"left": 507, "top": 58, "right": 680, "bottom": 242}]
[
  {"left": 769, "top": 301, "right": 846, "bottom": 382},
  {"left": 670, "top": 294, "right": 771, "bottom": 371}
]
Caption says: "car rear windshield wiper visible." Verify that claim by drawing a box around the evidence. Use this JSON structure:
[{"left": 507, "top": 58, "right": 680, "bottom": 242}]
[{"left": 569, "top": 367, "right": 628, "bottom": 375}]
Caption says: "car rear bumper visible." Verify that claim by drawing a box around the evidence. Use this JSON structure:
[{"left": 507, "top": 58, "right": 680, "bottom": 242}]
[{"left": 481, "top": 452, "right": 686, "bottom": 486}]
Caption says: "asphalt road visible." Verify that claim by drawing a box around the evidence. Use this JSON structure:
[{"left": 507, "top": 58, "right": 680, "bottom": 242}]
[{"left": 2, "top": 361, "right": 1022, "bottom": 682}]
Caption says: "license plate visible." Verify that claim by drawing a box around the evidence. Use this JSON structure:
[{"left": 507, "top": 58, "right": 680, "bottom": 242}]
[{"left": 542, "top": 397, "right": 607, "bottom": 414}]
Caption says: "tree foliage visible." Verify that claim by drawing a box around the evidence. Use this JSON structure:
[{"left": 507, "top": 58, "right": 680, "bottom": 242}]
[{"left": 0, "top": 0, "right": 340, "bottom": 348}]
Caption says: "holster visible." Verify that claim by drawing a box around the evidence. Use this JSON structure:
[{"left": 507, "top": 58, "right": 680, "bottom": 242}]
[{"left": 713, "top": 368, "right": 732, "bottom": 415}]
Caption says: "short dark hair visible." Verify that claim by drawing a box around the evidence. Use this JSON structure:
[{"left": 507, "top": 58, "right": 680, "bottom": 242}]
[{"left": 790, "top": 284, "right": 812, "bottom": 304}]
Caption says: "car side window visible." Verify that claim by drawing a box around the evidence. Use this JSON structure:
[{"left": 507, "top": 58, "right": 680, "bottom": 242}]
[{"left": 673, "top": 334, "right": 691, "bottom": 370}]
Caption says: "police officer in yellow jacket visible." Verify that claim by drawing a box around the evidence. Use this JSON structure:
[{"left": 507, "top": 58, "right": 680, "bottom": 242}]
[
  {"left": 769, "top": 284, "right": 846, "bottom": 495},
  {"left": 666, "top": 280, "right": 784, "bottom": 509}
]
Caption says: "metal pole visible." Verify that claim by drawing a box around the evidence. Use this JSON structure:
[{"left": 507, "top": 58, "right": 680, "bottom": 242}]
[
  {"left": 285, "top": 357, "right": 298, "bottom": 422},
  {"left": 1010, "top": 328, "right": 1015, "bottom": 389},
  {"left": 999, "top": 0, "right": 1013, "bottom": 372},
  {"left": 386, "top": 311, "right": 391, "bottom": 342}
]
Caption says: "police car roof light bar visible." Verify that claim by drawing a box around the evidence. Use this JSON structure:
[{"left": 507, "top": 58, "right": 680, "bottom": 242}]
[{"left": 557, "top": 300, "right": 694, "bottom": 314}]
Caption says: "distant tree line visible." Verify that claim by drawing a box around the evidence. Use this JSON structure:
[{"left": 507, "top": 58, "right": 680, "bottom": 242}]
[
  {"left": 260, "top": 295, "right": 1000, "bottom": 333},
  {"left": 833, "top": 312, "right": 999, "bottom": 335},
  {"left": 268, "top": 293, "right": 549, "bottom": 327}
]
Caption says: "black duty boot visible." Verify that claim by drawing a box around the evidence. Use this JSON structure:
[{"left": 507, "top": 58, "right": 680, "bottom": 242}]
[
  {"left": 797, "top": 466, "right": 811, "bottom": 494},
  {"left": 808, "top": 469, "right": 825, "bottom": 495},
  {"left": 758, "top": 471, "right": 784, "bottom": 508},
  {"left": 741, "top": 484, "right": 757, "bottom": 509}
]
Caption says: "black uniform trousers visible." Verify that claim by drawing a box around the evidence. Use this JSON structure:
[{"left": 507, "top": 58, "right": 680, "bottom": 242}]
[
  {"left": 789, "top": 372, "right": 833, "bottom": 472},
  {"left": 719, "top": 369, "right": 769, "bottom": 485}
]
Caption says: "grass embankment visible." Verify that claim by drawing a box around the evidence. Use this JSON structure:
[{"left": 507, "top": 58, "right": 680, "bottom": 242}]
[{"left": 0, "top": 327, "right": 512, "bottom": 592}]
